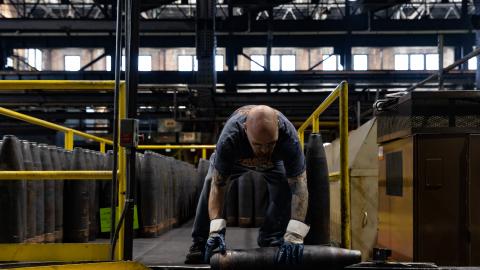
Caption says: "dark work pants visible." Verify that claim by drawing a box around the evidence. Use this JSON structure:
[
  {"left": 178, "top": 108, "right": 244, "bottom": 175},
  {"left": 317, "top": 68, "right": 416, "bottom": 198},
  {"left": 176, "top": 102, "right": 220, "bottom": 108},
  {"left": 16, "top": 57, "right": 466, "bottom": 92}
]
[{"left": 191, "top": 153, "right": 292, "bottom": 247}]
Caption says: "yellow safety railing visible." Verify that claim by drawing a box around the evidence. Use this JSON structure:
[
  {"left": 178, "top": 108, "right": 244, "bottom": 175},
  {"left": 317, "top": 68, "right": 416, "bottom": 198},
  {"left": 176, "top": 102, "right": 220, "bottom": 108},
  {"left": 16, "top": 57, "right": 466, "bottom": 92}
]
[
  {"left": 297, "top": 81, "right": 351, "bottom": 249},
  {"left": 0, "top": 80, "right": 216, "bottom": 262},
  {"left": 138, "top": 144, "right": 216, "bottom": 159},
  {"left": 0, "top": 80, "right": 127, "bottom": 262}
]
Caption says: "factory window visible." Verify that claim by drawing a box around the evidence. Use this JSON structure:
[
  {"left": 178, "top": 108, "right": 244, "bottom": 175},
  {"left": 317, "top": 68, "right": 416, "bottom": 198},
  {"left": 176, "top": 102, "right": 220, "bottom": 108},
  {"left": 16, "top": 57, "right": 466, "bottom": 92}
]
[
  {"left": 468, "top": 57, "right": 477, "bottom": 70},
  {"left": 409, "top": 54, "right": 425, "bottom": 70},
  {"left": 178, "top": 55, "right": 194, "bottom": 71},
  {"left": 6, "top": 57, "right": 13, "bottom": 68},
  {"left": 250, "top": 54, "right": 295, "bottom": 71},
  {"left": 215, "top": 55, "right": 224, "bottom": 71},
  {"left": 138, "top": 55, "right": 152, "bottom": 71},
  {"left": 119, "top": 55, "right": 152, "bottom": 71},
  {"left": 394, "top": 54, "right": 409, "bottom": 70},
  {"left": 270, "top": 55, "right": 281, "bottom": 71},
  {"left": 269, "top": 55, "right": 295, "bottom": 71},
  {"left": 425, "top": 54, "right": 439, "bottom": 70},
  {"left": 353, "top": 54, "right": 368, "bottom": 71},
  {"left": 178, "top": 55, "right": 223, "bottom": 71},
  {"left": 250, "top": 55, "right": 265, "bottom": 71},
  {"left": 64, "top": 55, "right": 81, "bottom": 71},
  {"left": 281, "top": 55, "right": 296, "bottom": 71},
  {"left": 26, "top": 48, "right": 42, "bottom": 71},
  {"left": 395, "top": 53, "right": 440, "bottom": 71},
  {"left": 106, "top": 55, "right": 111, "bottom": 71},
  {"left": 322, "top": 55, "right": 343, "bottom": 71}
]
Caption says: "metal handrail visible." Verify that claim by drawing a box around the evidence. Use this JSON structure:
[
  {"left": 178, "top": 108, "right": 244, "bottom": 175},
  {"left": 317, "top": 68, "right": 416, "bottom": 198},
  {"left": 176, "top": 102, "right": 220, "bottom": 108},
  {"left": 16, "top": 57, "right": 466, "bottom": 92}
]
[
  {"left": 297, "top": 81, "right": 351, "bottom": 249},
  {"left": 0, "top": 107, "right": 113, "bottom": 147},
  {"left": 0, "top": 80, "right": 124, "bottom": 262}
]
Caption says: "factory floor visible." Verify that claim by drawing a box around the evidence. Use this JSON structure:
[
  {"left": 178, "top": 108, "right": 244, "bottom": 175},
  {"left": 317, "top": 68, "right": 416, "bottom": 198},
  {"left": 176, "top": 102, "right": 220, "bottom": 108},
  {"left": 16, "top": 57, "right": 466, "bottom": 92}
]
[{"left": 134, "top": 219, "right": 259, "bottom": 268}]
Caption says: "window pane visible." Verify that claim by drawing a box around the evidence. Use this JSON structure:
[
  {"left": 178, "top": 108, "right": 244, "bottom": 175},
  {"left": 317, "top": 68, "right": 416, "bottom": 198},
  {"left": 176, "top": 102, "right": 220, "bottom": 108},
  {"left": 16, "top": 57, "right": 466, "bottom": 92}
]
[
  {"left": 469, "top": 57, "right": 477, "bottom": 70},
  {"left": 65, "top": 55, "right": 81, "bottom": 71},
  {"left": 251, "top": 55, "right": 265, "bottom": 71},
  {"left": 394, "top": 54, "right": 409, "bottom": 70},
  {"left": 323, "top": 55, "right": 337, "bottom": 71},
  {"left": 27, "top": 48, "right": 42, "bottom": 70},
  {"left": 6, "top": 57, "right": 13, "bottom": 68},
  {"left": 353, "top": 54, "right": 368, "bottom": 71},
  {"left": 425, "top": 54, "right": 439, "bottom": 70},
  {"left": 35, "top": 49, "right": 42, "bottom": 71},
  {"left": 337, "top": 55, "right": 344, "bottom": 71},
  {"left": 178, "top": 55, "right": 193, "bottom": 71},
  {"left": 281, "top": 55, "right": 296, "bottom": 71},
  {"left": 194, "top": 58, "right": 198, "bottom": 71},
  {"left": 138, "top": 55, "right": 152, "bottom": 71},
  {"left": 410, "top": 54, "right": 424, "bottom": 70},
  {"left": 215, "top": 55, "right": 224, "bottom": 71},
  {"left": 270, "top": 55, "right": 280, "bottom": 71},
  {"left": 106, "top": 55, "right": 111, "bottom": 71}
]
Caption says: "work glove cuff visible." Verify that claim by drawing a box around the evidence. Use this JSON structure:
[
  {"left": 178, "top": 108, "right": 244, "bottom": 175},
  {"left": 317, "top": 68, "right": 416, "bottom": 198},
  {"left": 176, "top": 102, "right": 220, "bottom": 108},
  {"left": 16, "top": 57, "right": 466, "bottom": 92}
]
[
  {"left": 209, "top": 218, "right": 227, "bottom": 234},
  {"left": 284, "top": 220, "right": 310, "bottom": 244}
]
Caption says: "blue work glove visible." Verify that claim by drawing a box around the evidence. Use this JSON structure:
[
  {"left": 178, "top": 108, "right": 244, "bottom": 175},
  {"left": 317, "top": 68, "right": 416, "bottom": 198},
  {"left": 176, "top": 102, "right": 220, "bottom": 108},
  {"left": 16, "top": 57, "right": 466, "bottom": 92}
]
[
  {"left": 275, "top": 220, "right": 310, "bottom": 265},
  {"left": 275, "top": 240, "right": 304, "bottom": 264},
  {"left": 204, "top": 219, "right": 227, "bottom": 263}
]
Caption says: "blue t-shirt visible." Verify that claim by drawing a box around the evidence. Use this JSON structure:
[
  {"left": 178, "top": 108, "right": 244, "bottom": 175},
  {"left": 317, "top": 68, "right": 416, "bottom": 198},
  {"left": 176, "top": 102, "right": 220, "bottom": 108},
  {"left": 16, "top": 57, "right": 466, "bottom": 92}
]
[{"left": 214, "top": 106, "right": 306, "bottom": 178}]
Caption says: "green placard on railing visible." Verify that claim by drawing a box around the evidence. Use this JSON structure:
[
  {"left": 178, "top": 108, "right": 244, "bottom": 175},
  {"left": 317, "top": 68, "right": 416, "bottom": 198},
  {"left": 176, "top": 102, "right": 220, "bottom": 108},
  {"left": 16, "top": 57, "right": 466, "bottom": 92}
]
[{"left": 100, "top": 206, "right": 139, "bottom": 233}]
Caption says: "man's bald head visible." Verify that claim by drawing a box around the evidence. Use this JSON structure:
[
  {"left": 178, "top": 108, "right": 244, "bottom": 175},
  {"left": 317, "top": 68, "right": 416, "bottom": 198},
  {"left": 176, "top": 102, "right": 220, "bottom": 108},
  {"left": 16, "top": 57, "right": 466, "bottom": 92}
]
[{"left": 244, "top": 105, "right": 279, "bottom": 157}]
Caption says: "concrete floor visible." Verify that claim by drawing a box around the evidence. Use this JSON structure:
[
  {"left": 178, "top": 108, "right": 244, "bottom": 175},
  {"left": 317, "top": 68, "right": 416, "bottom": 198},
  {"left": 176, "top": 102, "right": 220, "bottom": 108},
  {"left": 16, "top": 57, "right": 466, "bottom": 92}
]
[{"left": 133, "top": 219, "right": 259, "bottom": 267}]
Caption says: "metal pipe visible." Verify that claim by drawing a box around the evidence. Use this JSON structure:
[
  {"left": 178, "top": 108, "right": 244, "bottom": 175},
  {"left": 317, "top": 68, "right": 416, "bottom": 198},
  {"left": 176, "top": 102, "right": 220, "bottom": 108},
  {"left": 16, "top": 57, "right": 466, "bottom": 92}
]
[
  {"left": 406, "top": 46, "right": 480, "bottom": 92},
  {"left": 0, "top": 171, "right": 113, "bottom": 180},
  {"left": 123, "top": 0, "right": 140, "bottom": 259},
  {"left": 339, "top": 82, "right": 351, "bottom": 249},
  {"left": 210, "top": 246, "right": 361, "bottom": 270},
  {"left": 0, "top": 80, "right": 116, "bottom": 90},
  {"left": 438, "top": 34, "right": 444, "bottom": 90},
  {"left": 110, "top": 0, "right": 124, "bottom": 259}
]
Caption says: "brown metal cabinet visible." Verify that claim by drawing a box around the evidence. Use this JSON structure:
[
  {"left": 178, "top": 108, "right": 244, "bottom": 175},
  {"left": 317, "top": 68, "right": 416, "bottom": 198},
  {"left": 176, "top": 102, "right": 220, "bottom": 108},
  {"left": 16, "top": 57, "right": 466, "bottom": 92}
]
[
  {"left": 469, "top": 135, "right": 480, "bottom": 265},
  {"left": 416, "top": 135, "right": 468, "bottom": 265},
  {"left": 376, "top": 91, "right": 480, "bottom": 266}
]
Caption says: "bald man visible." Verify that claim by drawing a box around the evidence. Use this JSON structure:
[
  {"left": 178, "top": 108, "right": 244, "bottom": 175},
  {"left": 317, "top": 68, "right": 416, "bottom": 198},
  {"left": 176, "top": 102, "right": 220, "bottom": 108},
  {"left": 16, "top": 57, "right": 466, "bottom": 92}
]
[{"left": 185, "top": 105, "right": 309, "bottom": 265}]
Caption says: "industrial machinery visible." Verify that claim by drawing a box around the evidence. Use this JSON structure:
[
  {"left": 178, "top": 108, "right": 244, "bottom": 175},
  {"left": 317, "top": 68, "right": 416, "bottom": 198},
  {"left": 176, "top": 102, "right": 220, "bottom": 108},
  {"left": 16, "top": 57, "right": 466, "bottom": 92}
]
[{"left": 375, "top": 91, "right": 480, "bottom": 266}]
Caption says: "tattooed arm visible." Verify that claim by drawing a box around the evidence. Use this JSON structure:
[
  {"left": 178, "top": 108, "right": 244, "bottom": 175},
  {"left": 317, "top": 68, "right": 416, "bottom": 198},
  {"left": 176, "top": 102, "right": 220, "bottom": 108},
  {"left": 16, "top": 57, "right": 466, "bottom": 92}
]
[
  {"left": 208, "top": 168, "right": 231, "bottom": 220},
  {"left": 287, "top": 170, "right": 309, "bottom": 222},
  {"left": 275, "top": 170, "right": 309, "bottom": 264}
]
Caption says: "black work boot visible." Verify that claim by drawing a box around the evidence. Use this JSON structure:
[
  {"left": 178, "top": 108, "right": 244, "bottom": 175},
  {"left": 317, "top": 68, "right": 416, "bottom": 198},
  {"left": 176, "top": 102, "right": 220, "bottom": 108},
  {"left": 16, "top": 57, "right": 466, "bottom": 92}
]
[{"left": 185, "top": 241, "right": 206, "bottom": 264}]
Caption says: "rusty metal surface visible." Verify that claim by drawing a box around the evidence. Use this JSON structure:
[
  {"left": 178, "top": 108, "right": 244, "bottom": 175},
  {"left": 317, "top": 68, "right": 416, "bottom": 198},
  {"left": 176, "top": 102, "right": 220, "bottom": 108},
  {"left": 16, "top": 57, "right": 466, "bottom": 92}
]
[{"left": 378, "top": 137, "right": 414, "bottom": 261}]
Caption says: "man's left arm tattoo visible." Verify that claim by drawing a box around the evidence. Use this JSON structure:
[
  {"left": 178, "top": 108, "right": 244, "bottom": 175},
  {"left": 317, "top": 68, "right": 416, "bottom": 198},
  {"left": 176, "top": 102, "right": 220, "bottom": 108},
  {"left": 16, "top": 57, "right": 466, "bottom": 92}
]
[{"left": 287, "top": 170, "right": 309, "bottom": 222}]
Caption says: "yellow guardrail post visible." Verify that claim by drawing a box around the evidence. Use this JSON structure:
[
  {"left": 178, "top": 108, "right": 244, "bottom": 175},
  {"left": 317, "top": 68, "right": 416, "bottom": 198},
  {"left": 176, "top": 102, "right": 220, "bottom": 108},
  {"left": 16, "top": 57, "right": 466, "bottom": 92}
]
[
  {"left": 117, "top": 82, "right": 127, "bottom": 261},
  {"left": 65, "top": 130, "right": 74, "bottom": 150},
  {"left": 202, "top": 148, "right": 207, "bottom": 159},
  {"left": 100, "top": 142, "right": 106, "bottom": 153},
  {"left": 339, "top": 81, "right": 351, "bottom": 249}
]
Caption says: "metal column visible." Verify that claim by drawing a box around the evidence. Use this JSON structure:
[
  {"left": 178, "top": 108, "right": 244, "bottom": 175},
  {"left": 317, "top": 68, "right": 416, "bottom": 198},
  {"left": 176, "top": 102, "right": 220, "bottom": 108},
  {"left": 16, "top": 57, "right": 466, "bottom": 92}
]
[
  {"left": 124, "top": 0, "right": 140, "bottom": 260},
  {"left": 475, "top": 0, "right": 480, "bottom": 89},
  {"left": 195, "top": 0, "right": 217, "bottom": 120}
]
